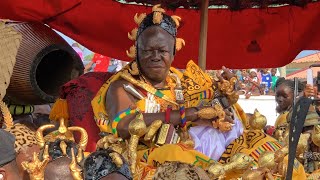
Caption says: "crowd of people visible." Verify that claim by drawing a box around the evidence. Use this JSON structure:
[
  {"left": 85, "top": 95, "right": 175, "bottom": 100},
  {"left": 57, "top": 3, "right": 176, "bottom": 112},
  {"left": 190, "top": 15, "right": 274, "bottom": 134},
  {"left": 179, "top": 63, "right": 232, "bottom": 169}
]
[{"left": 1, "top": 4, "right": 320, "bottom": 180}]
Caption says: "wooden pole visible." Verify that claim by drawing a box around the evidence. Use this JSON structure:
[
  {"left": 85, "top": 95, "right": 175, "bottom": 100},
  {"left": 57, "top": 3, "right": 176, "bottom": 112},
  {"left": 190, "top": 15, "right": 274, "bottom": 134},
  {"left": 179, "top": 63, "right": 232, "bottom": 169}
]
[{"left": 198, "top": 0, "right": 209, "bottom": 71}]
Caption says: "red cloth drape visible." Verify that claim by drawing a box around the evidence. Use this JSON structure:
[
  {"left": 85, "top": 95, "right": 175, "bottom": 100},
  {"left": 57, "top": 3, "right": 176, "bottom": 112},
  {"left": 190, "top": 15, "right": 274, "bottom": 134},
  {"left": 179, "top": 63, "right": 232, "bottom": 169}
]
[
  {"left": 0, "top": 1, "right": 320, "bottom": 69},
  {"left": 60, "top": 72, "right": 113, "bottom": 152}
]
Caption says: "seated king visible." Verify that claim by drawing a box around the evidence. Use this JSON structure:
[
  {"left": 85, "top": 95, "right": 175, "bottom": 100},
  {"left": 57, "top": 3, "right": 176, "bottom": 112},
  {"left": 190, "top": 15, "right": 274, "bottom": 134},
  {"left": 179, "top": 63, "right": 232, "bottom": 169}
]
[{"left": 88, "top": 4, "right": 306, "bottom": 180}]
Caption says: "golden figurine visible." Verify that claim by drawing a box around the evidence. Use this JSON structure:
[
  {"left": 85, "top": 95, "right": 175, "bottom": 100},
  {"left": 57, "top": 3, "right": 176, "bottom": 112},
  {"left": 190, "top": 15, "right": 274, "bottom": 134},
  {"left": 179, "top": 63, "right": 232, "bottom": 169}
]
[
  {"left": 96, "top": 134, "right": 125, "bottom": 154},
  {"left": 241, "top": 167, "right": 274, "bottom": 180},
  {"left": 128, "top": 113, "right": 147, "bottom": 173},
  {"left": 312, "top": 125, "right": 320, "bottom": 147},
  {"left": 144, "top": 119, "right": 162, "bottom": 141},
  {"left": 36, "top": 118, "right": 88, "bottom": 151},
  {"left": 224, "top": 153, "right": 254, "bottom": 175},
  {"left": 69, "top": 148, "right": 83, "bottom": 180},
  {"left": 207, "top": 162, "right": 226, "bottom": 180},
  {"left": 218, "top": 77, "right": 239, "bottom": 105},
  {"left": 293, "top": 133, "right": 310, "bottom": 163},
  {"left": 249, "top": 109, "right": 267, "bottom": 131},
  {"left": 272, "top": 147, "right": 288, "bottom": 177},
  {"left": 21, "top": 145, "right": 50, "bottom": 180},
  {"left": 258, "top": 151, "right": 275, "bottom": 170}
]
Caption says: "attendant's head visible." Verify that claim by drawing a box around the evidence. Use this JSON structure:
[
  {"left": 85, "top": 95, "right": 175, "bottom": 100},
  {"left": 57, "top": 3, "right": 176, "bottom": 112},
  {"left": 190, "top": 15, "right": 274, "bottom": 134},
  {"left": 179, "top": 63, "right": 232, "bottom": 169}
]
[
  {"left": 271, "top": 68, "right": 277, "bottom": 76},
  {"left": 44, "top": 139, "right": 81, "bottom": 180},
  {"left": 0, "top": 129, "right": 21, "bottom": 180},
  {"left": 83, "top": 149, "right": 132, "bottom": 180},
  {"left": 127, "top": 5, "right": 184, "bottom": 85},
  {"left": 249, "top": 69, "right": 257, "bottom": 78},
  {"left": 275, "top": 77, "right": 304, "bottom": 113},
  {"left": 262, "top": 68, "right": 269, "bottom": 74}
]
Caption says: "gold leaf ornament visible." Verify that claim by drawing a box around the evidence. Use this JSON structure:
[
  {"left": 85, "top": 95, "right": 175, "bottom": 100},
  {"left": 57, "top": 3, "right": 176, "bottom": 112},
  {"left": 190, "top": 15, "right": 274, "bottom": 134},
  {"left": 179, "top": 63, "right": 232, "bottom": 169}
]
[
  {"left": 128, "top": 28, "right": 138, "bottom": 41},
  {"left": 152, "top": 4, "right": 165, "bottom": 13},
  {"left": 171, "top": 15, "right": 181, "bottom": 28},
  {"left": 126, "top": 45, "right": 136, "bottom": 59},
  {"left": 134, "top": 13, "right": 146, "bottom": 25},
  {"left": 175, "top": 38, "right": 185, "bottom": 51}
]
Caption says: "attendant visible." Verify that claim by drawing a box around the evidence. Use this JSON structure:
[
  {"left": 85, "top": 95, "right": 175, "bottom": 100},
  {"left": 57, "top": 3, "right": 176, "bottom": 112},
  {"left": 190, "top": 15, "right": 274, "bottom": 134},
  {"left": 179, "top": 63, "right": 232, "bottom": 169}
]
[
  {"left": 84, "top": 53, "right": 111, "bottom": 73},
  {"left": 0, "top": 129, "right": 21, "bottom": 180}
]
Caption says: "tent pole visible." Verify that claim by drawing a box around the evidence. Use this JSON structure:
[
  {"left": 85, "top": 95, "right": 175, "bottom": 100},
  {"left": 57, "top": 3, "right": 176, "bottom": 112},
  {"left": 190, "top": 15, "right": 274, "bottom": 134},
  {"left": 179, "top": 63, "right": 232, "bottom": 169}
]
[{"left": 198, "top": 0, "right": 209, "bottom": 71}]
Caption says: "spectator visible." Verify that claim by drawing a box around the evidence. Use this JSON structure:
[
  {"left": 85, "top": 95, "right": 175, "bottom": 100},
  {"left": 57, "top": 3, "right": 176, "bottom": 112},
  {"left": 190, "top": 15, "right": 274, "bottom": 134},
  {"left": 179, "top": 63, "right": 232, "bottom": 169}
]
[
  {"left": 244, "top": 69, "right": 261, "bottom": 98},
  {"left": 271, "top": 68, "right": 279, "bottom": 91},
  {"left": 261, "top": 68, "right": 272, "bottom": 94},
  {"left": 84, "top": 53, "right": 111, "bottom": 73}
]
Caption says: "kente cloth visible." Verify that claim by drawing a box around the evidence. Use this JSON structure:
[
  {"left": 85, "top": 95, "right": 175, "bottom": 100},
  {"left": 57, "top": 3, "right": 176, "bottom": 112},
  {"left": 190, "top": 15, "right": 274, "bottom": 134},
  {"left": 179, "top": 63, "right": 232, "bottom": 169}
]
[
  {"left": 91, "top": 60, "right": 218, "bottom": 134},
  {"left": 218, "top": 130, "right": 307, "bottom": 180},
  {"left": 60, "top": 72, "right": 113, "bottom": 152},
  {"left": 0, "top": 129, "right": 15, "bottom": 166},
  {"left": 91, "top": 60, "right": 307, "bottom": 179},
  {"left": 134, "top": 144, "right": 215, "bottom": 180}
]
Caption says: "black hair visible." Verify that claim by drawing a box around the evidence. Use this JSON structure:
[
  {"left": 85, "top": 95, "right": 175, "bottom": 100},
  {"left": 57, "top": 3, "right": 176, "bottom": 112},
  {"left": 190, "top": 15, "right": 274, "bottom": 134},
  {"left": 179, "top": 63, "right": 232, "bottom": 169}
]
[
  {"left": 39, "top": 139, "right": 79, "bottom": 161},
  {"left": 275, "top": 77, "right": 304, "bottom": 93},
  {"left": 83, "top": 149, "right": 132, "bottom": 180}
]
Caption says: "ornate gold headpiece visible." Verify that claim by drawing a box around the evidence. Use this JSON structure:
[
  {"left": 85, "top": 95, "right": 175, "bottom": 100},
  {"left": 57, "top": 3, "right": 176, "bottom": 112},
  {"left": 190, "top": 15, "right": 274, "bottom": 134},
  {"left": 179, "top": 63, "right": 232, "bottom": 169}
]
[
  {"left": 126, "top": 4, "right": 185, "bottom": 60},
  {"left": 23, "top": 118, "right": 87, "bottom": 180}
]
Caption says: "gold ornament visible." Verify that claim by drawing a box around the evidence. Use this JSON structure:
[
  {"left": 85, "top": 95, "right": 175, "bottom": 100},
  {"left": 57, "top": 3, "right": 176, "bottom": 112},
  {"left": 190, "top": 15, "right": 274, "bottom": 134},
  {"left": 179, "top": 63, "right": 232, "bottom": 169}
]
[
  {"left": 224, "top": 153, "right": 254, "bottom": 175},
  {"left": 249, "top": 109, "right": 267, "bottom": 131},
  {"left": 134, "top": 13, "right": 146, "bottom": 25},
  {"left": 207, "top": 162, "right": 226, "bottom": 180},
  {"left": 195, "top": 105, "right": 225, "bottom": 120},
  {"left": 69, "top": 148, "right": 83, "bottom": 180},
  {"left": 128, "top": 113, "right": 147, "bottom": 173},
  {"left": 129, "top": 61, "right": 139, "bottom": 76},
  {"left": 171, "top": 15, "right": 181, "bottom": 28},
  {"left": 152, "top": 4, "right": 165, "bottom": 13},
  {"left": 76, "top": 148, "right": 84, "bottom": 164},
  {"left": 128, "top": 28, "right": 138, "bottom": 41},
  {"left": 21, "top": 145, "right": 50, "bottom": 180},
  {"left": 60, "top": 141, "right": 67, "bottom": 156},
  {"left": 68, "top": 126, "right": 88, "bottom": 151},
  {"left": 175, "top": 38, "right": 185, "bottom": 52},
  {"left": 36, "top": 118, "right": 88, "bottom": 151},
  {"left": 36, "top": 124, "right": 55, "bottom": 148},
  {"left": 258, "top": 151, "right": 275, "bottom": 170},
  {"left": 153, "top": 11, "right": 163, "bottom": 25},
  {"left": 144, "top": 119, "right": 162, "bottom": 141},
  {"left": 312, "top": 125, "right": 320, "bottom": 147},
  {"left": 296, "top": 133, "right": 310, "bottom": 160},
  {"left": 218, "top": 77, "right": 239, "bottom": 105},
  {"left": 241, "top": 167, "right": 274, "bottom": 180},
  {"left": 109, "top": 152, "right": 124, "bottom": 168},
  {"left": 126, "top": 45, "right": 136, "bottom": 59},
  {"left": 0, "top": 100, "right": 13, "bottom": 129},
  {"left": 96, "top": 134, "right": 125, "bottom": 154}
]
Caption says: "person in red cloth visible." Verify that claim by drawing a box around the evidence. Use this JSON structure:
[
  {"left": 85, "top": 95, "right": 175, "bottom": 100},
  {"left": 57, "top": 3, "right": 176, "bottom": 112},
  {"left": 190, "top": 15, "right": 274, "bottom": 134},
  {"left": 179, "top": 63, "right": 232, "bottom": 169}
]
[{"left": 84, "top": 53, "right": 111, "bottom": 73}]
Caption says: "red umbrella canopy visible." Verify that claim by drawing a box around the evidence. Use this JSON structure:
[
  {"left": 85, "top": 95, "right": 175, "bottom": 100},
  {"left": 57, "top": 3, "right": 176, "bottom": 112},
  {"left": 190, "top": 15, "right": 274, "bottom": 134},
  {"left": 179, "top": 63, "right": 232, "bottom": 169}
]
[{"left": 0, "top": 0, "right": 320, "bottom": 69}]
